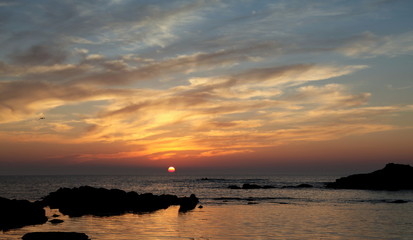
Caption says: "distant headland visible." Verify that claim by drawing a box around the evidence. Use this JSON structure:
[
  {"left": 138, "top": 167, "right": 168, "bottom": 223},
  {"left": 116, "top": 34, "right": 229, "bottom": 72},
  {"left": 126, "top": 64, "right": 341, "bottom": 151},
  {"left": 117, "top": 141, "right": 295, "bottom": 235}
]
[{"left": 326, "top": 163, "right": 413, "bottom": 190}]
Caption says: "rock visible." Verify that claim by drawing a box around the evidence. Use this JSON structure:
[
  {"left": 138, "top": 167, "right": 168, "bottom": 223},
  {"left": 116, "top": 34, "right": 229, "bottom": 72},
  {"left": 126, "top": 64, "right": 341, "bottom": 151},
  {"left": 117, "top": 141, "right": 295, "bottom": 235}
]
[
  {"left": 179, "top": 194, "right": 199, "bottom": 212},
  {"left": 242, "top": 183, "right": 262, "bottom": 189},
  {"left": 41, "top": 186, "right": 198, "bottom": 217},
  {"left": 0, "top": 197, "right": 47, "bottom": 231},
  {"left": 326, "top": 163, "right": 413, "bottom": 190},
  {"left": 229, "top": 183, "right": 276, "bottom": 189},
  {"left": 22, "top": 232, "right": 89, "bottom": 240},
  {"left": 282, "top": 184, "right": 313, "bottom": 189},
  {"left": 199, "top": 178, "right": 225, "bottom": 181},
  {"left": 49, "top": 219, "right": 64, "bottom": 224},
  {"left": 390, "top": 200, "right": 408, "bottom": 204},
  {"left": 52, "top": 214, "right": 60, "bottom": 217}
]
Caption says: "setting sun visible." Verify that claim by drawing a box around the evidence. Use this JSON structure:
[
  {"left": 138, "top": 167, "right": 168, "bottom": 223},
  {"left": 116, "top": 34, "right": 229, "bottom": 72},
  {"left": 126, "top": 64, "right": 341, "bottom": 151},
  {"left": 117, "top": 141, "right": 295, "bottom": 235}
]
[
  {"left": 0, "top": 1, "right": 412, "bottom": 239},
  {"left": 0, "top": 0, "right": 411, "bottom": 177}
]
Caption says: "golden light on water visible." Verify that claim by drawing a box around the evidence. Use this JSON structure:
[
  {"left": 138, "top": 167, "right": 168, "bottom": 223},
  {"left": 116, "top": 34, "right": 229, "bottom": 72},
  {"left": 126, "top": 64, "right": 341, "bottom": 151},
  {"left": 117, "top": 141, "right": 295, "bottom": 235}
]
[{"left": 168, "top": 166, "right": 176, "bottom": 173}]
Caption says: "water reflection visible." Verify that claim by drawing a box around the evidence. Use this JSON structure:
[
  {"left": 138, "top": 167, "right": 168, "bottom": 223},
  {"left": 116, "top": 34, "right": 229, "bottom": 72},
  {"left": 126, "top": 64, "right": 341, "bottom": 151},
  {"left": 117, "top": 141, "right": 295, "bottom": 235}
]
[{"left": 2, "top": 203, "right": 413, "bottom": 239}]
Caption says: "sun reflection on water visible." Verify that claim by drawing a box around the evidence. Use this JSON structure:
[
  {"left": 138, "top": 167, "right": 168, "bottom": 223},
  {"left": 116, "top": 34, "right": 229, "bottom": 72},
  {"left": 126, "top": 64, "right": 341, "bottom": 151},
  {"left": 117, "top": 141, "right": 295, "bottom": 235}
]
[{"left": 2, "top": 203, "right": 413, "bottom": 240}]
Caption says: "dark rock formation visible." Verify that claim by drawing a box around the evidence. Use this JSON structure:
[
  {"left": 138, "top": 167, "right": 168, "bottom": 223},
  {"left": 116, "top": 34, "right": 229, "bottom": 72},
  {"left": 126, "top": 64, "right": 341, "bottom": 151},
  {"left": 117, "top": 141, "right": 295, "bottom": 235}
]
[
  {"left": 199, "top": 178, "right": 225, "bottom": 181},
  {"left": 282, "top": 184, "right": 313, "bottom": 189},
  {"left": 41, "top": 186, "right": 198, "bottom": 217},
  {"left": 229, "top": 183, "right": 313, "bottom": 189},
  {"left": 22, "top": 232, "right": 89, "bottom": 240},
  {"left": 178, "top": 194, "right": 199, "bottom": 212},
  {"left": 0, "top": 197, "right": 47, "bottom": 231},
  {"left": 49, "top": 219, "right": 64, "bottom": 224},
  {"left": 326, "top": 163, "right": 413, "bottom": 190},
  {"left": 242, "top": 183, "right": 262, "bottom": 189},
  {"left": 228, "top": 184, "right": 275, "bottom": 189}
]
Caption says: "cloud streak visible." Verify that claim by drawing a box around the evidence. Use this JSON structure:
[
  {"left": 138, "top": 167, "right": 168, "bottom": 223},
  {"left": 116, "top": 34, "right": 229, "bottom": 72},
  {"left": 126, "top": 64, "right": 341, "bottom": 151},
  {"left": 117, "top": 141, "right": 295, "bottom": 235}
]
[{"left": 0, "top": 0, "right": 412, "bottom": 166}]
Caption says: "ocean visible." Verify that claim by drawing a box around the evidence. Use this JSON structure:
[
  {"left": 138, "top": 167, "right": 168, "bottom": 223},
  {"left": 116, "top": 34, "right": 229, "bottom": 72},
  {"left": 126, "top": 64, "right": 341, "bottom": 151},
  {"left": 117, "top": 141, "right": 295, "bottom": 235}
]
[{"left": 1, "top": 174, "right": 412, "bottom": 239}]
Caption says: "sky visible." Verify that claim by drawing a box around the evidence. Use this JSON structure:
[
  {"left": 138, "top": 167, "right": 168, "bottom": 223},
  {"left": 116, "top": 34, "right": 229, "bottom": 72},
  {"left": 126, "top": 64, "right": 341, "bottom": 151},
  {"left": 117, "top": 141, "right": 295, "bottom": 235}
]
[{"left": 0, "top": 0, "right": 412, "bottom": 174}]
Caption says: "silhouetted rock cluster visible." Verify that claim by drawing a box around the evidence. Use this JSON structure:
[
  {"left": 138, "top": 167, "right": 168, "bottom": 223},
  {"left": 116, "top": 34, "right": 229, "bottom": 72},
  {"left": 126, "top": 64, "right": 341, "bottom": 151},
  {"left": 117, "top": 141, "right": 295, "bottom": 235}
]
[
  {"left": 228, "top": 183, "right": 313, "bottom": 189},
  {"left": 0, "top": 197, "right": 47, "bottom": 231},
  {"left": 22, "top": 232, "right": 90, "bottom": 240},
  {"left": 282, "top": 184, "right": 313, "bottom": 189},
  {"left": 0, "top": 186, "right": 199, "bottom": 233},
  {"left": 49, "top": 219, "right": 64, "bottom": 224},
  {"left": 228, "top": 183, "right": 275, "bottom": 189},
  {"left": 41, "top": 186, "right": 198, "bottom": 217},
  {"left": 178, "top": 194, "right": 199, "bottom": 212},
  {"left": 390, "top": 200, "right": 408, "bottom": 204},
  {"left": 326, "top": 163, "right": 413, "bottom": 190}
]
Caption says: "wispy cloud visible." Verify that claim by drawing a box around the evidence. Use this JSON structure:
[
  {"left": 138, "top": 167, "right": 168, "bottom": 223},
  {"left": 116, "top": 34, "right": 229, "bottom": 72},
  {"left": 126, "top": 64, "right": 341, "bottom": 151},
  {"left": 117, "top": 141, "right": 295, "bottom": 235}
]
[
  {"left": 0, "top": 0, "right": 412, "bottom": 165},
  {"left": 337, "top": 31, "right": 413, "bottom": 57}
]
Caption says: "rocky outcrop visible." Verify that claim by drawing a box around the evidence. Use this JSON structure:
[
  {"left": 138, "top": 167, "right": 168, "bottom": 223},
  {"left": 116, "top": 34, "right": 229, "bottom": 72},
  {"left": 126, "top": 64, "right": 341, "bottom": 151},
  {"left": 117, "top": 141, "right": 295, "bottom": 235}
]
[
  {"left": 228, "top": 183, "right": 313, "bottom": 189},
  {"left": 22, "top": 232, "right": 89, "bottom": 240},
  {"left": 179, "top": 194, "right": 199, "bottom": 212},
  {"left": 282, "top": 184, "right": 313, "bottom": 189},
  {"left": 41, "top": 186, "right": 198, "bottom": 217},
  {"left": 326, "top": 163, "right": 413, "bottom": 190},
  {"left": 390, "top": 200, "right": 408, "bottom": 204},
  {"left": 49, "top": 219, "right": 64, "bottom": 224},
  {"left": 0, "top": 197, "right": 47, "bottom": 231},
  {"left": 228, "top": 184, "right": 275, "bottom": 189}
]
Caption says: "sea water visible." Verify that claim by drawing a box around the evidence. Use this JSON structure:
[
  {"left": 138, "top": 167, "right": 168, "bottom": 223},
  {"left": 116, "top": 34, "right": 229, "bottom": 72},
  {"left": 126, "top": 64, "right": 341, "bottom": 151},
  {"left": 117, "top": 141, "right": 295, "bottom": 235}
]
[{"left": 1, "top": 174, "right": 412, "bottom": 239}]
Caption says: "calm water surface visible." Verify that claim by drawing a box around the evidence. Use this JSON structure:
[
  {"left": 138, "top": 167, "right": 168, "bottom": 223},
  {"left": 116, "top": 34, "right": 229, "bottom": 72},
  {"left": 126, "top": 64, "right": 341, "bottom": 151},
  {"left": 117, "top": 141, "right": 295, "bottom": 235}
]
[{"left": 1, "top": 175, "right": 412, "bottom": 239}]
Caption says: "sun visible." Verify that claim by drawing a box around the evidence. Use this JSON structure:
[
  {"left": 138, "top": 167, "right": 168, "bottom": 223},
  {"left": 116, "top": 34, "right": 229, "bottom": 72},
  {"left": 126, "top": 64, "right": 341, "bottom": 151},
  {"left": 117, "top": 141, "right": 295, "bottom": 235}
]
[{"left": 168, "top": 166, "right": 176, "bottom": 173}]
